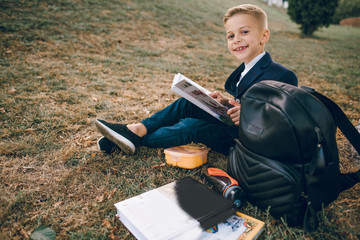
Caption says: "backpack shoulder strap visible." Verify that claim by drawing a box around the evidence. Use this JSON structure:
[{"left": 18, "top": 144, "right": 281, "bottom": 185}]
[{"left": 301, "top": 86, "right": 360, "bottom": 154}]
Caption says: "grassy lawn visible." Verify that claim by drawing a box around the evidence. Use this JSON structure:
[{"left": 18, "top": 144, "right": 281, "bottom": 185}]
[{"left": 1, "top": 0, "right": 359, "bottom": 239}]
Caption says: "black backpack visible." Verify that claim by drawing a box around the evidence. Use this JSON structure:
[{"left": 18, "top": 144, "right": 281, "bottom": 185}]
[{"left": 228, "top": 80, "right": 360, "bottom": 232}]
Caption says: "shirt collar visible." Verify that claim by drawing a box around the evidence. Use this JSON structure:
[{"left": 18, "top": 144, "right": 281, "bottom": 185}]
[{"left": 236, "top": 52, "right": 266, "bottom": 87}]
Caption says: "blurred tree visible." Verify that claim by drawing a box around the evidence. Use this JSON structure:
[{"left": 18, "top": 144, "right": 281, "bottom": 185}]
[{"left": 287, "top": 0, "right": 339, "bottom": 36}]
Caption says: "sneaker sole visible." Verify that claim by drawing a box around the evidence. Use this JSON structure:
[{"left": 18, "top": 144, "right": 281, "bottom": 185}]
[
  {"left": 97, "top": 137, "right": 104, "bottom": 152},
  {"left": 97, "top": 136, "right": 110, "bottom": 153},
  {"left": 95, "top": 120, "right": 135, "bottom": 155}
]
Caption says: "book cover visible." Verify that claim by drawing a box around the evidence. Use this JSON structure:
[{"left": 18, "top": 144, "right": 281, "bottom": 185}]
[
  {"left": 200, "top": 212, "right": 265, "bottom": 240},
  {"left": 115, "top": 177, "right": 235, "bottom": 240},
  {"left": 171, "top": 73, "right": 234, "bottom": 125}
]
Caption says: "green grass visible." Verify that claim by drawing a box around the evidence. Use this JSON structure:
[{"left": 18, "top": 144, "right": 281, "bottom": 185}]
[{"left": 1, "top": 0, "right": 359, "bottom": 239}]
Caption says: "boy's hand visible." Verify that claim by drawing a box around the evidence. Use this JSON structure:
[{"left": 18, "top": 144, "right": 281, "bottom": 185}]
[
  {"left": 209, "top": 91, "right": 231, "bottom": 106},
  {"left": 227, "top": 99, "right": 241, "bottom": 125}
]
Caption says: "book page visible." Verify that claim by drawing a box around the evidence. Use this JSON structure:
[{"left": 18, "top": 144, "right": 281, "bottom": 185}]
[
  {"left": 200, "top": 215, "right": 247, "bottom": 240},
  {"left": 171, "top": 73, "right": 234, "bottom": 125},
  {"left": 115, "top": 184, "right": 202, "bottom": 240},
  {"left": 200, "top": 212, "right": 265, "bottom": 240}
]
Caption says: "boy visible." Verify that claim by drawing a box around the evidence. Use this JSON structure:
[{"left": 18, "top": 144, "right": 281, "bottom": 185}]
[{"left": 95, "top": 4, "right": 298, "bottom": 155}]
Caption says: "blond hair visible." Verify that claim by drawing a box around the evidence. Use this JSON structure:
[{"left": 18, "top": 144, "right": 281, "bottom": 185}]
[{"left": 223, "top": 4, "right": 268, "bottom": 30}]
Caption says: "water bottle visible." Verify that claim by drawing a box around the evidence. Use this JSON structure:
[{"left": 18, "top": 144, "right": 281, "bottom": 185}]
[{"left": 204, "top": 168, "right": 246, "bottom": 209}]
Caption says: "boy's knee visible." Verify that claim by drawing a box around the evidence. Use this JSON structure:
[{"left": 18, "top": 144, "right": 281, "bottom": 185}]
[
  {"left": 179, "top": 118, "right": 207, "bottom": 131},
  {"left": 176, "top": 97, "right": 193, "bottom": 108}
]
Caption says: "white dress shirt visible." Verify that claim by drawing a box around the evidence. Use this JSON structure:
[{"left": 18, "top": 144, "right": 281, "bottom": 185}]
[{"left": 236, "top": 52, "right": 266, "bottom": 87}]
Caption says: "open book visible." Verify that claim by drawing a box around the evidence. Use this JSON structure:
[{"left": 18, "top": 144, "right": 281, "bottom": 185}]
[
  {"left": 171, "top": 73, "right": 234, "bottom": 125},
  {"left": 115, "top": 177, "right": 264, "bottom": 240},
  {"left": 115, "top": 177, "right": 235, "bottom": 240}
]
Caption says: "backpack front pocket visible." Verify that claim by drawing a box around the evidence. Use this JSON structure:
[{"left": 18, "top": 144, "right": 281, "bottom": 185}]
[{"left": 228, "top": 139, "right": 306, "bottom": 226}]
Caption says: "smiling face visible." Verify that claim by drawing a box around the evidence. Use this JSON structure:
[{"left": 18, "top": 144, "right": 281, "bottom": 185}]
[{"left": 225, "top": 13, "right": 269, "bottom": 65}]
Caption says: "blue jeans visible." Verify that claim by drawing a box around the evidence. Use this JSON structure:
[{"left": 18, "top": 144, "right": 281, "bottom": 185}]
[{"left": 140, "top": 98, "right": 237, "bottom": 154}]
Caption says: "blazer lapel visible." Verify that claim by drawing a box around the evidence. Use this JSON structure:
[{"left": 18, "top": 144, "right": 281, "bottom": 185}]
[
  {"left": 236, "top": 53, "right": 272, "bottom": 98},
  {"left": 236, "top": 66, "right": 263, "bottom": 97},
  {"left": 225, "top": 63, "right": 245, "bottom": 97}
]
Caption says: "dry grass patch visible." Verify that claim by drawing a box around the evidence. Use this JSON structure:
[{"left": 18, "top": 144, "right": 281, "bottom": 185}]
[{"left": 1, "top": 0, "right": 359, "bottom": 239}]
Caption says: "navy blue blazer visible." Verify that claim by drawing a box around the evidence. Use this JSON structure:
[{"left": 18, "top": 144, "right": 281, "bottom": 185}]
[{"left": 225, "top": 52, "right": 298, "bottom": 100}]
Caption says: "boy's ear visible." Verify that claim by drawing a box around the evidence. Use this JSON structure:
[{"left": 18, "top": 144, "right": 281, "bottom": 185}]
[{"left": 260, "top": 29, "right": 270, "bottom": 45}]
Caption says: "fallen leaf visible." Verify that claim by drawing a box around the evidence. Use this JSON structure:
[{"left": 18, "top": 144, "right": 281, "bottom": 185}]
[
  {"left": 109, "top": 232, "right": 120, "bottom": 240},
  {"left": 19, "top": 228, "right": 29, "bottom": 239},
  {"left": 151, "top": 163, "right": 166, "bottom": 169},
  {"left": 108, "top": 188, "right": 117, "bottom": 200},
  {"left": 54, "top": 201, "right": 62, "bottom": 208},
  {"left": 8, "top": 88, "right": 17, "bottom": 94},
  {"left": 95, "top": 194, "right": 106, "bottom": 202},
  {"left": 24, "top": 128, "right": 36, "bottom": 134},
  {"left": 102, "top": 219, "right": 112, "bottom": 229}
]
